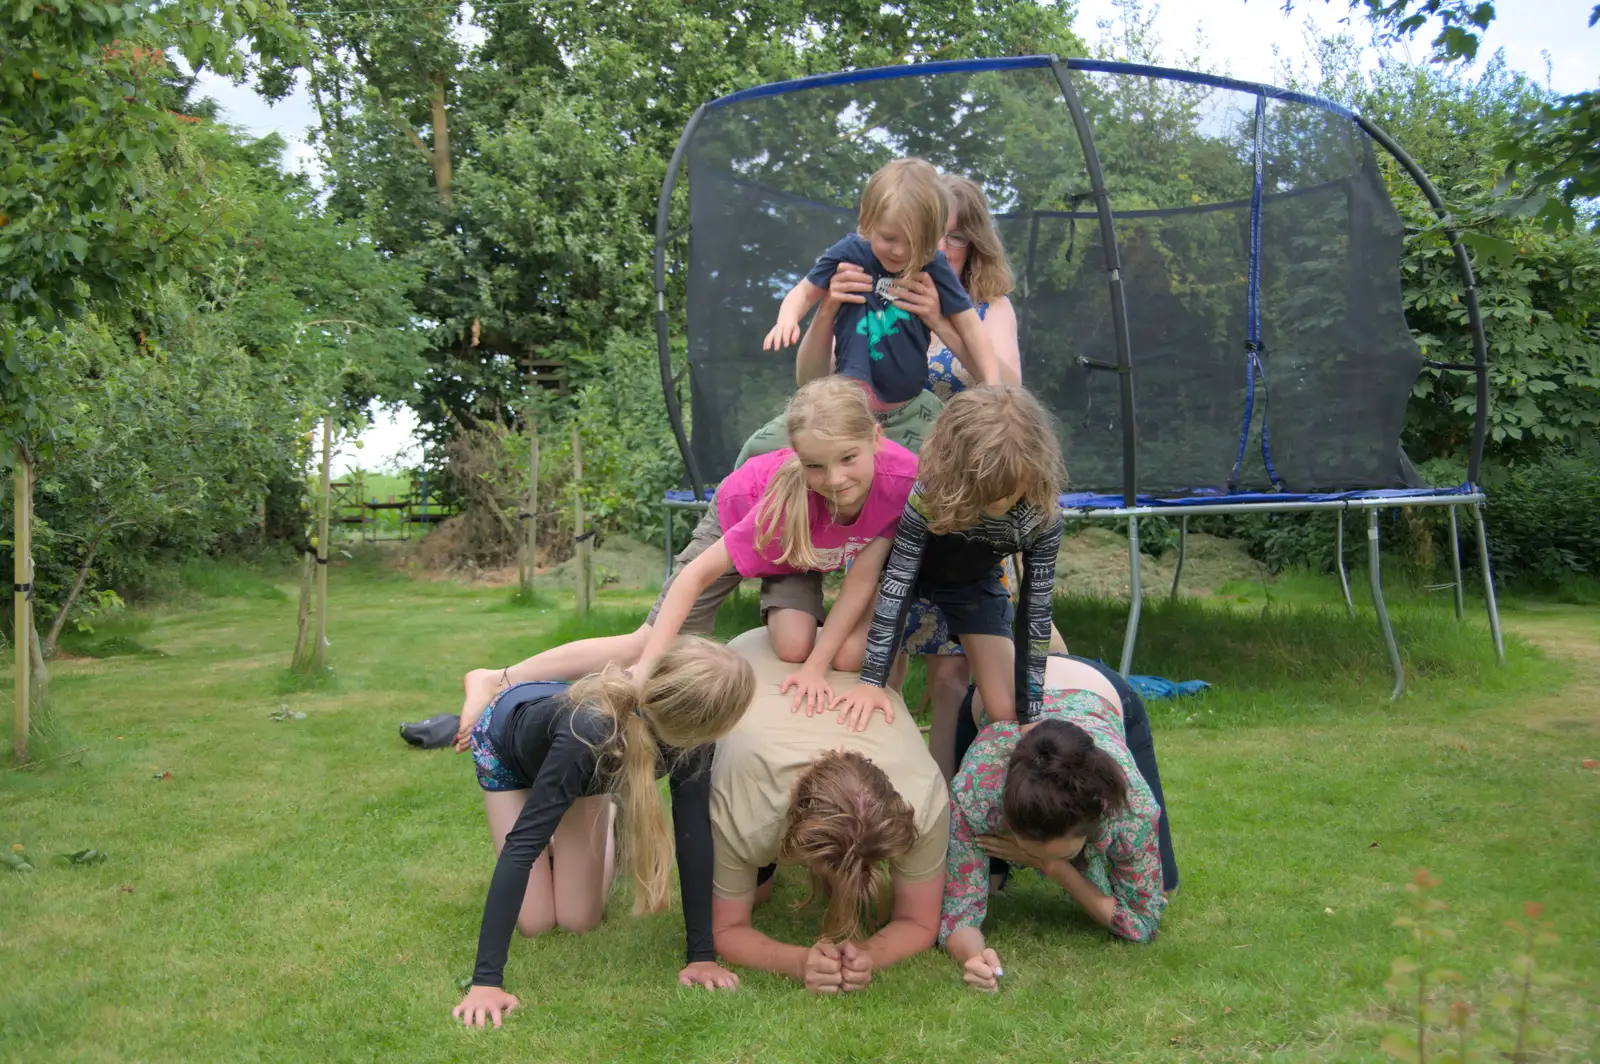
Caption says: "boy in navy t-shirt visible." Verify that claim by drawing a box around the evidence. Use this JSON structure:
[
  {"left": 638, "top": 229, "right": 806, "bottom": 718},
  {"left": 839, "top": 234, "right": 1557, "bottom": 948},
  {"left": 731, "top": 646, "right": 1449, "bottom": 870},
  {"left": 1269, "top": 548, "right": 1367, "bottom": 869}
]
[{"left": 763, "top": 158, "right": 999, "bottom": 408}]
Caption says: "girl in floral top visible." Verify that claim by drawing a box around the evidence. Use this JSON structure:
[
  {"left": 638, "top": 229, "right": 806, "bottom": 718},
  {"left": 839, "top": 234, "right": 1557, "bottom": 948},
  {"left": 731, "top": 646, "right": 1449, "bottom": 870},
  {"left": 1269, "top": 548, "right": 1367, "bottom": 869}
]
[{"left": 939, "top": 655, "right": 1167, "bottom": 991}]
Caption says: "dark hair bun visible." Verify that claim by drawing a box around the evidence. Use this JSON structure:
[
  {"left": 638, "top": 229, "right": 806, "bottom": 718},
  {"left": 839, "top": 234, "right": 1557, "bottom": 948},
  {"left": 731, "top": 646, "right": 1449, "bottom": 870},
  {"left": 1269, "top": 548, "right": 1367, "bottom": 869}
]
[{"left": 1002, "top": 720, "right": 1129, "bottom": 841}]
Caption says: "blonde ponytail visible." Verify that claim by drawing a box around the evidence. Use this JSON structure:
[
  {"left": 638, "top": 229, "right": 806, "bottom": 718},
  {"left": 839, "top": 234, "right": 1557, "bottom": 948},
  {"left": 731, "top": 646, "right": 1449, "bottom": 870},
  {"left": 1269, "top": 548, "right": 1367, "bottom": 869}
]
[
  {"left": 754, "top": 456, "right": 820, "bottom": 570},
  {"left": 751, "top": 376, "right": 878, "bottom": 570},
  {"left": 569, "top": 637, "right": 756, "bottom": 915}
]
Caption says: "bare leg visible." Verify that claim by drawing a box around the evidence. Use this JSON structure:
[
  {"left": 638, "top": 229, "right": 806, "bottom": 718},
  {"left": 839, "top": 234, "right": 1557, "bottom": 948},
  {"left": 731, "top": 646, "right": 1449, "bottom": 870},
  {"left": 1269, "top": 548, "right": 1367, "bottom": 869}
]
[
  {"left": 550, "top": 796, "right": 616, "bottom": 933},
  {"left": 923, "top": 654, "right": 974, "bottom": 781},
  {"left": 766, "top": 608, "right": 819, "bottom": 664},
  {"left": 887, "top": 650, "right": 909, "bottom": 694},
  {"left": 457, "top": 626, "right": 654, "bottom": 746},
  {"left": 483, "top": 789, "right": 556, "bottom": 937},
  {"left": 828, "top": 598, "right": 878, "bottom": 672},
  {"left": 962, "top": 633, "right": 1016, "bottom": 724}
]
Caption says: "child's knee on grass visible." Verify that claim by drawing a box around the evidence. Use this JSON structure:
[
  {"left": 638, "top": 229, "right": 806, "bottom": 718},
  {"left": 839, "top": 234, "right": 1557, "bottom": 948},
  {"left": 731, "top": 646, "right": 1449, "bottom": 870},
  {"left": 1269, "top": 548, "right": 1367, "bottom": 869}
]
[{"left": 517, "top": 912, "right": 556, "bottom": 938}]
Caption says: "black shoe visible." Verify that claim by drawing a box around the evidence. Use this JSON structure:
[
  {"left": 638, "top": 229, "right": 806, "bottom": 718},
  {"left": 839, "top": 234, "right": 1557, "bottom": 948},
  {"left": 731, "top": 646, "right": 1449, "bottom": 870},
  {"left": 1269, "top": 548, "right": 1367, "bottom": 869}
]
[{"left": 400, "top": 712, "right": 460, "bottom": 749}]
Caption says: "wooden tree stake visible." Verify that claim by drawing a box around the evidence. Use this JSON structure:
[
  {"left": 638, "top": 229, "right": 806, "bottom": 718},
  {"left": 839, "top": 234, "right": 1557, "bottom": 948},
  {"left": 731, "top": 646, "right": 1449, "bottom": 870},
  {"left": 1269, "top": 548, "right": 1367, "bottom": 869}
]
[
  {"left": 314, "top": 416, "right": 333, "bottom": 672},
  {"left": 12, "top": 452, "right": 32, "bottom": 763},
  {"left": 572, "top": 427, "right": 591, "bottom": 616},
  {"left": 524, "top": 420, "right": 539, "bottom": 594}
]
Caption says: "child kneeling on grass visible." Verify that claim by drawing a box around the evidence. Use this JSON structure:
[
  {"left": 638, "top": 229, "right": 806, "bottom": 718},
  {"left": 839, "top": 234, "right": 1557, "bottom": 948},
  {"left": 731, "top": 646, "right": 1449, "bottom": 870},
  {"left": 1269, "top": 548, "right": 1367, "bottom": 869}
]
[{"left": 453, "top": 637, "right": 756, "bottom": 1027}]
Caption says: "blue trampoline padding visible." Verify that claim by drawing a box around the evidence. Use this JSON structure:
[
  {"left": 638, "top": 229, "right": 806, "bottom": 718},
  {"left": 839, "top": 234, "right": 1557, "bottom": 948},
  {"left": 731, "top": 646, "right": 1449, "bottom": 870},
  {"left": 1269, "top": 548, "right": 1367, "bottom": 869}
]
[
  {"left": 1059, "top": 485, "right": 1479, "bottom": 510},
  {"left": 664, "top": 489, "right": 717, "bottom": 503}
]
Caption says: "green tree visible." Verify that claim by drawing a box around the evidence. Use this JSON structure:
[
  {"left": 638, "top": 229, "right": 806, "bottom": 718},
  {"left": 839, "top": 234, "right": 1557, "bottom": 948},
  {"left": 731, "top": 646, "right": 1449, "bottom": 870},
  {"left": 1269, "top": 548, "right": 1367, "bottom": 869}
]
[{"left": 1285, "top": 1, "right": 1599, "bottom": 229}]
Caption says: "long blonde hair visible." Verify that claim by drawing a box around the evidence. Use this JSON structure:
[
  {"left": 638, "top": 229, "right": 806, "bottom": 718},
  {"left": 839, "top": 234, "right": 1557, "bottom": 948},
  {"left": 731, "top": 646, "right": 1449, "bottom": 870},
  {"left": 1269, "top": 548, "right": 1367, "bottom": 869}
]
[
  {"left": 777, "top": 750, "right": 917, "bottom": 941},
  {"left": 916, "top": 384, "right": 1067, "bottom": 535},
  {"left": 753, "top": 376, "right": 878, "bottom": 570},
  {"left": 569, "top": 637, "right": 755, "bottom": 914},
  {"left": 942, "top": 175, "right": 1014, "bottom": 304},
  {"left": 858, "top": 157, "right": 948, "bottom": 279}
]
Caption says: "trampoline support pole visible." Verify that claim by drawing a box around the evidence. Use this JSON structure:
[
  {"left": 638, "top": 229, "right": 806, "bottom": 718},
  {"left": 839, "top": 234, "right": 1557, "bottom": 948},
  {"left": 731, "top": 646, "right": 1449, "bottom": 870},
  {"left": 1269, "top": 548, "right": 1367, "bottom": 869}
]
[
  {"left": 1169, "top": 516, "right": 1188, "bottom": 600},
  {"left": 1447, "top": 505, "right": 1465, "bottom": 622},
  {"left": 1472, "top": 502, "right": 1506, "bottom": 662},
  {"left": 663, "top": 503, "right": 673, "bottom": 584},
  {"left": 1367, "top": 509, "right": 1405, "bottom": 701},
  {"left": 1120, "top": 517, "right": 1142, "bottom": 677},
  {"left": 1335, "top": 510, "right": 1355, "bottom": 617}
]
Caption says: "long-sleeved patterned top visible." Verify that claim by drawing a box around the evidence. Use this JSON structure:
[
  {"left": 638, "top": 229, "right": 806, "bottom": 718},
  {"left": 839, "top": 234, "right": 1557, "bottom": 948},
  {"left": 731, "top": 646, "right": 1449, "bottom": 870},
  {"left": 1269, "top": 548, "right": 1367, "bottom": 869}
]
[
  {"left": 860, "top": 486, "right": 1061, "bottom": 721},
  {"left": 938, "top": 688, "right": 1167, "bottom": 945}
]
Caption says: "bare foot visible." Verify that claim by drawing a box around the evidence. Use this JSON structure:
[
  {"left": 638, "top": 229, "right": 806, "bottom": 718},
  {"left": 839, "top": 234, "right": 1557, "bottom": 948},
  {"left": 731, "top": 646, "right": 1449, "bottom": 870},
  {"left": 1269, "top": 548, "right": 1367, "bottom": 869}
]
[{"left": 455, "top": 668, "right": 506, "bottom": 752}]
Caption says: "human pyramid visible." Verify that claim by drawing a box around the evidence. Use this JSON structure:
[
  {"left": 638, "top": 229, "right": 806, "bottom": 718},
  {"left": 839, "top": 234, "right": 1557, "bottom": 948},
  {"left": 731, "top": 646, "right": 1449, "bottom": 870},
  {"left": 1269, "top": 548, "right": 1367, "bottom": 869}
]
[{"left": 451, "top": 158, "right": 1177, "bottom": 1027}]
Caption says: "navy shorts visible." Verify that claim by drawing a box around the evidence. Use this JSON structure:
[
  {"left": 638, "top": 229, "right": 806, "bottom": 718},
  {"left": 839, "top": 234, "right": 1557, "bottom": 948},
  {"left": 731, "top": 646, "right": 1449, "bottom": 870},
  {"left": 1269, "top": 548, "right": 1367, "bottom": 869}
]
[{"left": 915, "top": 566, "right": 1014, "bottom": 642}]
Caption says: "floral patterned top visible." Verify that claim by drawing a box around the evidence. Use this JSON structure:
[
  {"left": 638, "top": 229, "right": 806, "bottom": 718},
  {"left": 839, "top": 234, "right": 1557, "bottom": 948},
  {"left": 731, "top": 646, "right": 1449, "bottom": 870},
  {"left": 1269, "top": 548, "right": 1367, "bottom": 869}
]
[{"left": 938, "top": 687, "right": 1167, "bottom": 945}]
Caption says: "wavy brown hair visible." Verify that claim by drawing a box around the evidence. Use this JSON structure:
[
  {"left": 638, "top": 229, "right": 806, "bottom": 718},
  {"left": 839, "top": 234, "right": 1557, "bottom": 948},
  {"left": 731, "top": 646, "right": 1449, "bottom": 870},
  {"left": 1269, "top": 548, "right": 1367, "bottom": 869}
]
[
  {"left": 571, "top": 637, "right": 755, "bottom": 914},
  {"left": 1002, "top": 719, "right": 1128, "bottom": 842},
  {"left": 776, "top": 749, "right": 917, "bottom": 941},
  {"left": 915, "top": 384, "right": 1067, "bottom": 534},
  {"left": 942, "top": 174, "right": 1014, "bottom": 304},
  {"left": 753, "top": 376, "right": 878, "bottom": 570},
  {"left": 858, "top": 157, "right": 949, "bottom": 279}
]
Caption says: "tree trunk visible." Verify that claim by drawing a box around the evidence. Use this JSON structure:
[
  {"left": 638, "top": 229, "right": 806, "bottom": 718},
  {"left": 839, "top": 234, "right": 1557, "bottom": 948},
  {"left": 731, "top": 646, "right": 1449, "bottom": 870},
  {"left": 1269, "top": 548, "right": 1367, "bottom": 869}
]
[
  {"left": 430, "top": 76, "right": 453, "bottom": 204},
  {"left": 43, "top": 532, "right": 103, "bottom": 658}
]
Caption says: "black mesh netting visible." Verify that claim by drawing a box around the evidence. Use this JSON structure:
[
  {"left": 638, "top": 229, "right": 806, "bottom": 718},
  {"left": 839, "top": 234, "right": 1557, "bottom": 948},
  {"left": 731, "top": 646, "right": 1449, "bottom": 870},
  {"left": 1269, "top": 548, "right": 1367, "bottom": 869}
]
[{"left": 676, "top": 62, "right": 1424, "bottom": 496}]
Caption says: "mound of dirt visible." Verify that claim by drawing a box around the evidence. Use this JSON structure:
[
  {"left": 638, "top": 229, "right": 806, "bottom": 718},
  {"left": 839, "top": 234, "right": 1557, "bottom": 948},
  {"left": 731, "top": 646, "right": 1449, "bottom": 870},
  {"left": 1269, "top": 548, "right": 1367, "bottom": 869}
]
[
  {"left": 1056, "top": 525, "right": 1265, "bottom": 599},
  {"left": 545, "top": 535, "right": 665, "bottom": 590}
]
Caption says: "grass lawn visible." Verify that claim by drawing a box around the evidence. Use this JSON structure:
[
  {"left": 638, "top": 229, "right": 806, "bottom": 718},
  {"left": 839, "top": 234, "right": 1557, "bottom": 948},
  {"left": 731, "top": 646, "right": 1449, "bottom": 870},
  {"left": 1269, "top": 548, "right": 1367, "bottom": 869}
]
[{"left": 2, "top": 552, "right": 1596, "bottom": 1062}]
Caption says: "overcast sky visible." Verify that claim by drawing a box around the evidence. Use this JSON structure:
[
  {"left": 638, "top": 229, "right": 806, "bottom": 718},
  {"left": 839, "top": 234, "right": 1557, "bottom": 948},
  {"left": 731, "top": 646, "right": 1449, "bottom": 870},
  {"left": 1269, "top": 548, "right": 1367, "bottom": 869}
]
[{"left": 191, "top": 0, "right": 1598, "bottom": 472}]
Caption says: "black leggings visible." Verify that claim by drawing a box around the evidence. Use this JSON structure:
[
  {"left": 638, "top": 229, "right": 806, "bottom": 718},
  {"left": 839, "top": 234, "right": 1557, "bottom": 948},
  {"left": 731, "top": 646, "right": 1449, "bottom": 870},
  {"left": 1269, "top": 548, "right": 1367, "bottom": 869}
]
[{"left": 953, "top": 655, "right": 1179, "bottom": 892}]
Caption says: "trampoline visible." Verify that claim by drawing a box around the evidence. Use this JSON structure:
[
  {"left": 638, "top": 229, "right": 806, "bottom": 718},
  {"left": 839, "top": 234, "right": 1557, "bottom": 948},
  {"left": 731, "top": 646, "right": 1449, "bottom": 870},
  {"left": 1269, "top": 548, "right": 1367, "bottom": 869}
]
[{"left": 652, "top": 56, "right": 1505, "bottom": 698}]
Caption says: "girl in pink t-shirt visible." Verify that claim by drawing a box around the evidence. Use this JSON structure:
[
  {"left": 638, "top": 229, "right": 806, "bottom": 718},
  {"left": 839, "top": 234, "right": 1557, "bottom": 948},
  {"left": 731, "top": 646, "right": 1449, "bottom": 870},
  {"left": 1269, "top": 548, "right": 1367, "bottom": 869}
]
[{"left": 452, "top": 377, "right": 917, "bottom": 747}]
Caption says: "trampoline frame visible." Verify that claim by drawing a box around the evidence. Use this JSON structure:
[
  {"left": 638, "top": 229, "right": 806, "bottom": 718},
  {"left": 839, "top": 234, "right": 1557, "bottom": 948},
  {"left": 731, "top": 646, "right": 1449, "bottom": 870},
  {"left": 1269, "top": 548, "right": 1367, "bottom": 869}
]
[{"left": 651, "top": 55, "right": 1504, "bottom": 700}]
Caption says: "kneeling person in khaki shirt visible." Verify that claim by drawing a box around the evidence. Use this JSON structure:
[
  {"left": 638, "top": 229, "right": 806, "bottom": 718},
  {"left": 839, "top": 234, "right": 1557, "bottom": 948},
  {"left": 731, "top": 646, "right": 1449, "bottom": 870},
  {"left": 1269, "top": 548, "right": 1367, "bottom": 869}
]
[{"left": 710, "top": 630, "right": 949, "bottom": 994}]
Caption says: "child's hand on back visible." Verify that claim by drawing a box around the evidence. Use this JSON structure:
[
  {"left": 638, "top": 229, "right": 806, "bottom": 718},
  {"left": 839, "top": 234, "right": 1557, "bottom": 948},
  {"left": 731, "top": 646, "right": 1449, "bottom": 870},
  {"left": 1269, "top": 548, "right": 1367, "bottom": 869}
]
[
  {"left": 830, "top": 683, "right": 896, "bottom": 732},
  {"left": 780, "top": 665, "right": 833, "bottom": 716}
]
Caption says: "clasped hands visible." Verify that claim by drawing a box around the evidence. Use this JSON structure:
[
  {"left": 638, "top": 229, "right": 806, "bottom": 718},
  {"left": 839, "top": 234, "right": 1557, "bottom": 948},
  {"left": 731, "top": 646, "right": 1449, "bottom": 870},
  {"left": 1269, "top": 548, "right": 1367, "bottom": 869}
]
[{"left": 802, "top": 940, "right": 875, "bottom": 995}]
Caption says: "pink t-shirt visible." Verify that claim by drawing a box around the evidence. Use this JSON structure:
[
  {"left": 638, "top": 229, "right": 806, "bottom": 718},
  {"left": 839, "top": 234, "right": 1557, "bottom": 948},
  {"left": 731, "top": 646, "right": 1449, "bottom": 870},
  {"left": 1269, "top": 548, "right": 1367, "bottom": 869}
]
[{"left": 718, "top": 440, "right": 919, "bottom": 578}]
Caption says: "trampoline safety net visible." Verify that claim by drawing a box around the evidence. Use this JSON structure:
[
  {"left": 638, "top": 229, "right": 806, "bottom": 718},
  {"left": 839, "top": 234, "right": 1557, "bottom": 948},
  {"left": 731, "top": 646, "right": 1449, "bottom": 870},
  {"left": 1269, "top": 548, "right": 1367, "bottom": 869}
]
[{"left": 677, "top": 58, "right": 1425, "bottom": 497}]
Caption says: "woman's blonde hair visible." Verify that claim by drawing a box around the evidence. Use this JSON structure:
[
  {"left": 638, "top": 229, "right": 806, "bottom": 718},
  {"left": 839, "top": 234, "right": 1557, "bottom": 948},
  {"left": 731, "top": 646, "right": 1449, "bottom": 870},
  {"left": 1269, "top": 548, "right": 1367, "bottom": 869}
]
[
  {"left": 777, "top": 749, "right": 918, "bottom": 941},
  {"left": 942, "top": 175, "right": 1014, "bottom": 304},
  {"left": 858, "top": 157, "right": 948, "bottom": 279},
  {"left": 569, "top": 637, "right": 755, "bottom": 914},
  {"left": 916, "top": 384, "right": 1067, "bottom": 535},
  {"left": 753, "top": 376, "right": 878, "bottom": 570}
]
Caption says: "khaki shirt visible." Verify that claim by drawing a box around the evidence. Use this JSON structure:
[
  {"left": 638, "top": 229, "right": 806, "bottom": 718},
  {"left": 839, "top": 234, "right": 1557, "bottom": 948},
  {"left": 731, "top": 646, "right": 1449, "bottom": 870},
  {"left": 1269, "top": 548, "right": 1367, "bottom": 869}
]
[{"left": 710, "top": 630, "right": 949, "bottom": 899}]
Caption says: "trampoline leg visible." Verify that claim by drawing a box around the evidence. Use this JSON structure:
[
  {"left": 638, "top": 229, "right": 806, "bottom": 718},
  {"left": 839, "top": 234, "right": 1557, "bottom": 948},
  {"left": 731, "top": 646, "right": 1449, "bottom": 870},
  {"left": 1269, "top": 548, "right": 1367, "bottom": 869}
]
[
  {"left": 1447, "top": 505, "right": 1465, "bottom": 622},
  {"left": 1471, "top": 502, "right": 1506, "bottom": 663},
  {"left": 1335, "top": 509, "right": 1355, "bottom": 617},
  {"left": 1367, "top": 509, "right": 1405, "bottom": 701},
  {"left": 1119, "top": 517, "right": 1143, "bottom": 678},
  {"left": 1168, "top": 516, "right": 1188, "bottom": 601},
  {"left": 663, "top": 503, "right": 673, "bottom": 584}
]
